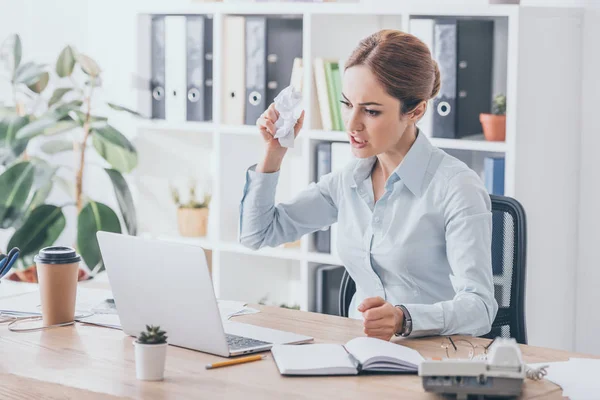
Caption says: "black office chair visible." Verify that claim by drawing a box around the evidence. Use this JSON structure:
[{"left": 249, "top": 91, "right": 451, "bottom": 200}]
[{"left": 338, "top": 194, "right": 528, "bottom": 344}]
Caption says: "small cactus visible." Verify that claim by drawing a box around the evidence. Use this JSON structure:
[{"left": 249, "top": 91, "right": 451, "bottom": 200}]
[
  {"left": 137, "top": 325, "right": 168, "bottom": 345},
  {"left": 492, "top": 94, "right": 506, "bottom": 116}
]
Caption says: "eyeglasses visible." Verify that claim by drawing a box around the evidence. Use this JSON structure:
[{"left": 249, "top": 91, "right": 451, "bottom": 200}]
[{"left": 441, "top": 337, "right": 496, "bottom": 360}]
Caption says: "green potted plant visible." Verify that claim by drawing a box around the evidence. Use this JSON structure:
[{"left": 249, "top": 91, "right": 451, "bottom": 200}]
[
  {"left": 480, "top": 94, "right": 507, "bottom": 142},
  {"left": 171, "top": 181, "right": 211, "bottom": 237},
  {"left": 0, "top": 34, "right": 142, "bottom": 281},
  {"left": 134, "top": 325, "right": 168, "bottom": 381}
]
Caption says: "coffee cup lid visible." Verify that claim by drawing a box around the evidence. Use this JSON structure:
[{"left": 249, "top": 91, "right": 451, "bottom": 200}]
[{"left": 34, "top": 246, "right": 82, "bottom": 265}]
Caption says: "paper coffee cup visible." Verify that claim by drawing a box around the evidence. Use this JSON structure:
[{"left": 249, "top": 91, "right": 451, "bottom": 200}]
[{"left": 34, "top": 246, "right": 82, "bottom": 326}]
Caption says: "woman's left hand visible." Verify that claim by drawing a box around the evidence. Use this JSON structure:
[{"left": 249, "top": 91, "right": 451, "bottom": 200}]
[{"left": 358, "top": 297, "right": 404, "bottom": 341}]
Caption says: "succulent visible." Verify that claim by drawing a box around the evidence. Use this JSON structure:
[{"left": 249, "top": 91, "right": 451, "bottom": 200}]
[
  {"left": 492, "top": 94, "right": 507, "bottom": 116},
  {"left": 170, "top": 182, "right": 211, "bottom": 209},
  {"left": 137, "top": 325, "right": 168, "bottom": 345}
]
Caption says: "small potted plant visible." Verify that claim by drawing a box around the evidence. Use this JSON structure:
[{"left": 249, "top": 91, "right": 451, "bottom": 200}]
[
  {"left": 171, "top": 181, "right": 211, "bottom": 237},
  {"left": 134, "top": 325, "right": 168, "bottom": 381},
  {"left": 480, "top": 94, "right": 507, "bottom": 142}
]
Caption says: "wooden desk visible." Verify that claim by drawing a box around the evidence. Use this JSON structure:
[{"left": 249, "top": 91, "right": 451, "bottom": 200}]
[{"left": 0, "top": 303, "right": 591, "bottom": 400}]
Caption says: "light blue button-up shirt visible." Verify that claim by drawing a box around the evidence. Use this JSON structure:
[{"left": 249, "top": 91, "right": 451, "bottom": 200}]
[{"left": 239, "top": 131, "right": 498, "bottom": 337}]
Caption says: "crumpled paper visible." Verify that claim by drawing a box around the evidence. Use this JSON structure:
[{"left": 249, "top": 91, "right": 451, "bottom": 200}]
[{"left": 273, "top": 85, "right": 303, "bottom": 148}]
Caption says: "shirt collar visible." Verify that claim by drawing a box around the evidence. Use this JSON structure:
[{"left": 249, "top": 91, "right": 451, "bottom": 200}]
[{"left": 351, "top": 129, "right": 433, "bottom": 197}]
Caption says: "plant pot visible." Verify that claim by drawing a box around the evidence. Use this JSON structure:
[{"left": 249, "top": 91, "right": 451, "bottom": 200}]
[
  {"left": 177, "top": 207, "right": 209, "bottom": 237},
  {"left": 480, "top": 113, "right": 506, "bottom": 142},
  {"left": 133, "top": 341, "right": 168, "bottom": 381}
]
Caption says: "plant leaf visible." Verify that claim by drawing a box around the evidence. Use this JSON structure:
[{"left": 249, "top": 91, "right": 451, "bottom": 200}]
[
  {"left": 14, "top": 62, "right": 47, "bottom": 85},
  {"left": 0, "top": 115, "right": 30, "bottom": 165},
  {"left": 105, "top": 168, "right": 137, "bottom": 235},
  {"left": 92, "top": 125, "right": 135, "bottom": 151},
  {"left": 48, "top": 88, "right": 72, "bottom": 107},
  {"left": 92, "top": 134, "right": 138, "bottom": 174},
  {"left": 27, "top": 71, "right": 49, "bottom": 94},
  {"left": 15, "top": 104, "right": 77, "bottom": 140},
  {"left": 76, "top": 53, "right": 101, "bottom": 77},
  {"left": 69, "top": 110, "right": 107, "bottom": 126},
  {"left": 0, "top": 34, "right": 22, "bottom": 76},
  {"left": 0, "top": 161, "right": 35, "bottom": 228},
  {"left": 40, "top": 139, "right": 73, "bottom": 154},
  {"left": 107, "top": 103, "right": 142, "bottom": 117},
  {"left": 77, "top": 201, "right": 121, "bottom": 272},
  {"left": 42, "top": 120, "right": 80, "bottom": 137},
  {"left": 56, "top": 45, "right": 76, "bottom": 78},
  {"left": 8, "top": 205, "right": 66, "bottom": 262}
]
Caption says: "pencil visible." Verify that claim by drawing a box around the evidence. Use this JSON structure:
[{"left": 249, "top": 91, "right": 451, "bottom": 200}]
[{"left": 205, "top": 354, "right": 267, "bottom": 369}]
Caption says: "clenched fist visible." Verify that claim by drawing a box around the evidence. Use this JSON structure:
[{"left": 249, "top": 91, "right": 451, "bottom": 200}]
[{"left": 358, "top": 296, "right": 404, "bottom": 341}]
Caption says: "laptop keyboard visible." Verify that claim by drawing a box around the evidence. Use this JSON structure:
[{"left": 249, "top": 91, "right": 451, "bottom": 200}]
[{"left": 226, "top": 333, "right": 271, "bottom": 351}]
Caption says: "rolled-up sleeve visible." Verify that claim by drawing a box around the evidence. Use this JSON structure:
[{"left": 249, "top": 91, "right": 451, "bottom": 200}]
[
  {"left": 239, "top": 164, "right": 338, "bottom": 250},
  {"left": 403, "top": 171, "right": 498, "bottom": 337}
]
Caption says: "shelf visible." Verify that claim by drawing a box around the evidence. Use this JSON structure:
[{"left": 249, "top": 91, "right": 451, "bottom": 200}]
[
  {"left": 307, "top": 129, "right": 348, "bottom": 142},
  {"left": 306, "top": 252, "right": 343, "bottom": 266},
  {"left": 219, "top": 125, "right": 257, "bottom": 136},
  {"left": 308, "top": 130, "right": 506, "bottom": 152},
  {"left": 219, "top": 242, "right": 304, "bottom": 261},
  {"left": 137, "top": 119, "right": 215, "bottom": 133},
  {"left": 140, "top": 2, "right": 518, "bottom": 18},
  {"left": 139, "top": 233, "right": 215, "bottom": 249},
  {"left": 430, "top": 135, "right": 507, "bottom": 153}
]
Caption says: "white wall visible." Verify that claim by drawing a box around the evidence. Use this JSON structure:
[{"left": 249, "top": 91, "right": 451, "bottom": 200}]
[{"left": 575, "top": 1, "right": 600, "bottom": 355}]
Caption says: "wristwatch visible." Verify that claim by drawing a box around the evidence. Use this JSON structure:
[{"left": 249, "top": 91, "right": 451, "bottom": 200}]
[{"left": 394, "top": 305, "right": 413, "bottom": 337}]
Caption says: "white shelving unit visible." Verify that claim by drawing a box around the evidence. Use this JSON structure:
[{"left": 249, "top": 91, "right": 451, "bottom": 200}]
[{"left": 131, "top": 1, "right": 582, "bottom": 348}]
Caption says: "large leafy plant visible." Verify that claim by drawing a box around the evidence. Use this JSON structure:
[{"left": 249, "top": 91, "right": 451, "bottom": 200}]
[{"left": 0, "top": 34, "right": 140, "bottom": 274}]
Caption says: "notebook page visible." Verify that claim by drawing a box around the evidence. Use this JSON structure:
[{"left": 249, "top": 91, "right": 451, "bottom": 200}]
[
  {"left": 345, "top": 337, "right": 424, "bottom": 370},
  {"left": 271, "top": 344, "right": 358, "bottom": 375}
]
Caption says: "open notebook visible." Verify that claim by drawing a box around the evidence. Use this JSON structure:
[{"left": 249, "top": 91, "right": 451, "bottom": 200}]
[{"left": 271, "top": 337, "right": 424, "bottom": 376}]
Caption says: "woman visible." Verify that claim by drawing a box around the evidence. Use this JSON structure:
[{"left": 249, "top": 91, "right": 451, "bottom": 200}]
[{"left": 239, "top": 30, "right": 498, "bottom": 341}]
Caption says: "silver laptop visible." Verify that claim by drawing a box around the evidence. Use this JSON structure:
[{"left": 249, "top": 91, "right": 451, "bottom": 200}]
[{"left": 96, "top": 231, "right": 313, "bottom": 357}]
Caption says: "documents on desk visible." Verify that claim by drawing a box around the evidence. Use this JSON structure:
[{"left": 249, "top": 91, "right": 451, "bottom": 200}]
[
  {"left": 0, "top": 286, "right": 260, "bottom": 330},
  {"left": 528, "top": 358, "right": 600, "bottom": 400}
]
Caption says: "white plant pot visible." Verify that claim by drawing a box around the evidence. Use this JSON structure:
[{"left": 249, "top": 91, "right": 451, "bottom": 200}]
[{"left": 133, "top": 341, "right": 168, "bottom": 381}]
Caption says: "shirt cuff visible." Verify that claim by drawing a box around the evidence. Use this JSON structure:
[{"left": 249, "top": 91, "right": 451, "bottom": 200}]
[
  {"left": 401, "top": 303, "right": 445, "bottom": 337},
  {"left": 241, "top": 164, "right": 280, "bottom": 206}
]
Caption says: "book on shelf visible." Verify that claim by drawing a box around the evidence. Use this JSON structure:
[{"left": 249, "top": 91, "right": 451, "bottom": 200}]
[
  {"left": 271, "top": 336, "right": 424, "bottom": 376},
  {"left": 314, "top": 57, "right": 345, "bottom": 131}
]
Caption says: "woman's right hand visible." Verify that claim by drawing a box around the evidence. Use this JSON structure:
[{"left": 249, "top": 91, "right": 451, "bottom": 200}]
[{"left": 256, "top": 103, "right": 305, "bottom": 173}]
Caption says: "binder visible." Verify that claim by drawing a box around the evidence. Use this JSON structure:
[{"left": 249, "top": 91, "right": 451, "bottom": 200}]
[
  {"left": 330, "top": 142, "right": 353, "bottom": 258},
  {"left": 244, "top": 16, "right": 303, "bottom": 126},
  {"left": 432, "top": 20, "right": 457, "bottom": 139},
  {"left": 165, "top": 16, "right": 187, "bottom": 122},
  {"left": 186, "top": 16, "right": 206, "bottom": 122},
  {"left": 203, "top": 16, "right": 213, "bottom": 121},
  {"left": 265, "top": 17, "right": 303, "bottom": 106},
  {"left": 314, "top": 142, "right": 332, "bottom": 253},
  {"left": 151, "top": 15, "right": 166, "bottom": 119},
  {"left": 456, "top": 20, "right": 493, "bottom": 137},
  {"left": 409, "top": 18, "right": 435, "bottom": 137},
  {"left": 485, "top": 156, "right": 505, "bottom": 277},
  {"left": 222, "top": 16, "right": 246, "bottom": 125},
  {"left": 424, "top": 18, "right": 494, "bottom": 138},
  {"left": 244, "top": 16, "right": 267, "bottom": 125},
  {"left": 315, "top": 264, "right": 345, "bottom": 315},
  {"left": 185, "top": 15, "right": 213, "bottom": 122},
  {"left": 484, "top": 156, "right": 505, "bottom": 195}
]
